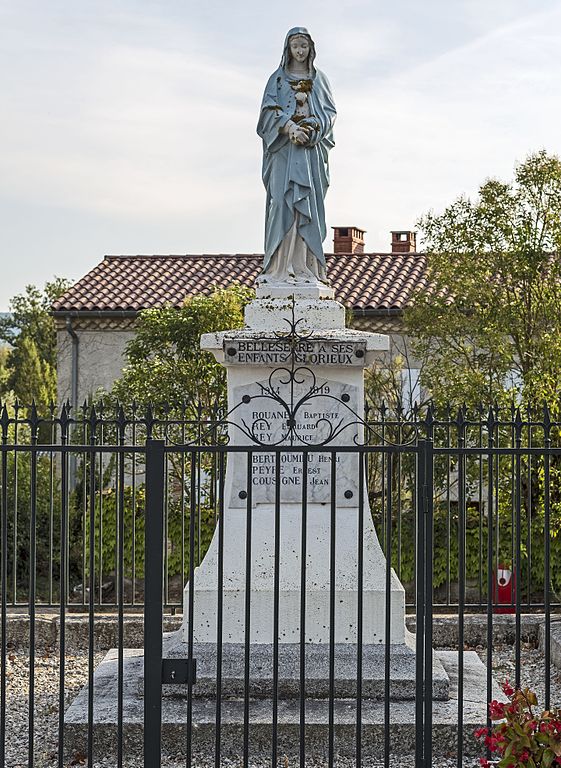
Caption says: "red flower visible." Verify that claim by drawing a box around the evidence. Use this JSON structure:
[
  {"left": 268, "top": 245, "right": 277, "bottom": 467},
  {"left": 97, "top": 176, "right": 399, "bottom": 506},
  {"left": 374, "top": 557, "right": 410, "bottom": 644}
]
[
  {"left": 489, "top": 700, "right": 506, "bottom": 719},
  {"left": 479, "top": 759, "right": 489, "bottom": 767},
  {"left": 484, "top": 735, "right": 502, "bottom": 752},
  {"left": 502, "top": 679, "right": 515, "bottom": 696},
  {"left": 474, "top": 727, "right": 488, "bottom": 740}
]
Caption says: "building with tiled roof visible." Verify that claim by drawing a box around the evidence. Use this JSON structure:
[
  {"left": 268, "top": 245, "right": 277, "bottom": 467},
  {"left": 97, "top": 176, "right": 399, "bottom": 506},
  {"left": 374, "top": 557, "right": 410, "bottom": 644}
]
[{"left": 53, "top": 229, "right": 426, "bottom": 406}]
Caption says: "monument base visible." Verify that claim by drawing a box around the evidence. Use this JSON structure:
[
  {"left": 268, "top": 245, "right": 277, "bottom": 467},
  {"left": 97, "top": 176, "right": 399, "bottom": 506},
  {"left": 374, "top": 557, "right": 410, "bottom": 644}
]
[
  {"left": 64, "top": 644, "right": 496, "bottom": 760},
  {"left": 191, "top": 297, "right": 403, "bottom": 648},
  {"left": 244, "top": 297, "right": 345, "bottom": 331},
  {"left": 156, "top": 633, "right": 450, "bottom": 701},
  {"left": 255, "top": 279, "right": 335, "bottom": 301}
]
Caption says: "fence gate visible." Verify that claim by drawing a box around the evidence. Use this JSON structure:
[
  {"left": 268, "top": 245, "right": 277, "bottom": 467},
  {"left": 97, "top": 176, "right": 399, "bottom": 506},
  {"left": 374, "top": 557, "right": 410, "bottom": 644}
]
[{"left": 142, "top": 437, "right": 436, "bottom": 767}]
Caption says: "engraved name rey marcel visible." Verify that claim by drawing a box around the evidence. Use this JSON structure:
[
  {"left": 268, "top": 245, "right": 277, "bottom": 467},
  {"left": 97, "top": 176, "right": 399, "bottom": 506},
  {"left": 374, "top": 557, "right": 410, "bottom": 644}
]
[{"left": 224, "top": 339, "right": 366, "bottom": 366}]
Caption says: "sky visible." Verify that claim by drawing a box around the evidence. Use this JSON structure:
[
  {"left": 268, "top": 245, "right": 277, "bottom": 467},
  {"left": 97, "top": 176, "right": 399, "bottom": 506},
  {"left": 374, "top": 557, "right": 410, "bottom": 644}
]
[{"left": 1, "top": 0, "right": 561, "bottom": 310}]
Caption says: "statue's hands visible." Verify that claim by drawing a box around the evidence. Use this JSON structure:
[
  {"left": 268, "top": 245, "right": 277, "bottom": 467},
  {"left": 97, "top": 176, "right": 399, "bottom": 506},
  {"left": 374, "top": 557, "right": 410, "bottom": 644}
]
[{"left": 287, "top": 121, "right": 310, "bottom": 146}]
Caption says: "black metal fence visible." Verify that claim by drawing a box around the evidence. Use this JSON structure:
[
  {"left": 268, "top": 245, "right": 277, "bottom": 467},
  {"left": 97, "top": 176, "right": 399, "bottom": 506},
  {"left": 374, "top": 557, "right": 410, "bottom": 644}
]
[
  {"left": 1, "top": 401, "right": 560, "bottom": 766},
  {"left": 0, "top": 401, "right": 559, "bottom": 613}
]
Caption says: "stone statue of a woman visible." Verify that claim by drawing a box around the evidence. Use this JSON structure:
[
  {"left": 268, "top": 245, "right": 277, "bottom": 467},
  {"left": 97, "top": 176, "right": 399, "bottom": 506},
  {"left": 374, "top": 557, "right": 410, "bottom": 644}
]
[{"left": 256, "top": 28, "right": 336, "bottom": 289}]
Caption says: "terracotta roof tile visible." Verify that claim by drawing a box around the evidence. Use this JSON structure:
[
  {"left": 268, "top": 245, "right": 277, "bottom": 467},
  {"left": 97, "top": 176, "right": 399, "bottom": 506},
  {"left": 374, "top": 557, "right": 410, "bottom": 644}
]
[{"left": 51, "top": 253, "right": 428, "bottom": 314}]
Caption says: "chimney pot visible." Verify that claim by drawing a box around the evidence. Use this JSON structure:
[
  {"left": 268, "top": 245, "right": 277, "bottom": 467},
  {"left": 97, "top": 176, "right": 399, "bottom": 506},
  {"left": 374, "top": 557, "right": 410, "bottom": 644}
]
[
  {"left": 332, "top": 226, "right": 366, "bottom": 254},
  {"left": 391, "top": 230, "right": 417, "bottom": 253}
]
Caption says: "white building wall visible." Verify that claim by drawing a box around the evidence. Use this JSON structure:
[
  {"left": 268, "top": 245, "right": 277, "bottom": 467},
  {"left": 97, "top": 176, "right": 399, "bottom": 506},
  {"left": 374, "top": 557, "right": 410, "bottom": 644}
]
[{"left": 56, "top": 327, "right": 135, "bottom": 406}]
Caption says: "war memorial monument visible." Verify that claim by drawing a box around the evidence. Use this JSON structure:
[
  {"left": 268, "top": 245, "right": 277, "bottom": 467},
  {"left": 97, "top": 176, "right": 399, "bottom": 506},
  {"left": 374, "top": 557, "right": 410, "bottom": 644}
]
[{"left": 65, "top": 27, "right": 495, "bottom": 762}]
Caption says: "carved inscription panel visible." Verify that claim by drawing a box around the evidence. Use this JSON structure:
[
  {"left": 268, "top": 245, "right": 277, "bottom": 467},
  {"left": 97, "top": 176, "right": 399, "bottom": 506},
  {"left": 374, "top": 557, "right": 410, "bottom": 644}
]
[
  {"left": 224, "top": 339, "right": 367, "bottom": 366},
  {"left": 229, "top": 375, "right": 361, "bottom": 507}
]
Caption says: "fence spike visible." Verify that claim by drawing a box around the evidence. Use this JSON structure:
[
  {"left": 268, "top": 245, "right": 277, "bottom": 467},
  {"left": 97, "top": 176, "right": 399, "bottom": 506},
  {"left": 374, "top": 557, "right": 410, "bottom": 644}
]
[
  {"left": 426, "top": 400, "right": 435, "bottom": 425},
  {"left": 89, "top": 404, "right": 98, "bottom": 432},
  {"left": 117, "top": 403, "right": 127, "bottom": 433},
  {"left": 486, "top": 405, "right": 496, "bottom": 434},
  {"left": 59, "top": 402, "right": 70, "bottom": 439},
  {"left": 543, "top": 402, "right": 551, "bottom": 431},
  {"left": 30, "top": 400, "right": 39, "bottom": 432},
  {"left": 0, "top": 403, "right": 9, "bottom": 438}
]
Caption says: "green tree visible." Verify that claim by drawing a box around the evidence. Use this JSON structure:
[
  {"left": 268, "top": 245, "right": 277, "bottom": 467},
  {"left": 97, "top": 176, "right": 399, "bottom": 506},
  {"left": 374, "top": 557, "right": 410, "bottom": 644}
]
[
  {"left": 0, "top": 346, "right": 8, "bottom": 392},
  {"left": 0, "top": 278, "right": 71, "bottom": 404},
  {"left": 111, "top": 285, "right": 253, "bottom": 414},
  {"left": 406, "top": 150, "right": 561, "bottom": 411}
]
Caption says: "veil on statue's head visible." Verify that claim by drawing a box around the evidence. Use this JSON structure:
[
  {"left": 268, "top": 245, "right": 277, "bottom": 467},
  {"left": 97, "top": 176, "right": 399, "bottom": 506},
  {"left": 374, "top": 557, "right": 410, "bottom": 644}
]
[{"left": 281, "top": 27, "right": 317, "bottom": 77}]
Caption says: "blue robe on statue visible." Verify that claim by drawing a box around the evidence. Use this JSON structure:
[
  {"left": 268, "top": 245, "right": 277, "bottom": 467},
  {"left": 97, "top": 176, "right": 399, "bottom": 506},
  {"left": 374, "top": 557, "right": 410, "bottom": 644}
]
[{"left": 257, "top": 28, "right": 336, "bottom": 280}]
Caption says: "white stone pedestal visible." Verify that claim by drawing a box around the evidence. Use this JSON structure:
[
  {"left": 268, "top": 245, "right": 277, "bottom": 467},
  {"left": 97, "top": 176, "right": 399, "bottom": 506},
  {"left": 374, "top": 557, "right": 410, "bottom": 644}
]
[{"left": 181, "top": 291, "right": 411, "bottom": 648}]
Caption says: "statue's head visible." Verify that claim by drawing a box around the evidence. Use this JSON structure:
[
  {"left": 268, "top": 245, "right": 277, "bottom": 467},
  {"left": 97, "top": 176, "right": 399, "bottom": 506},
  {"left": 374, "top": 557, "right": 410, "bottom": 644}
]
[
  {"left": 289, "top": 35, "right": 310, "bottom": 65},
  {"left": 282, "top": 28, "right": 316, "bottom": 75}
]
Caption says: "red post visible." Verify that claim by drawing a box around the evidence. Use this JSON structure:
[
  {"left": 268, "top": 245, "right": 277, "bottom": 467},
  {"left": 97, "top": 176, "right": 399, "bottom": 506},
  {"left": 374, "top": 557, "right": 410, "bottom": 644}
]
[{"left": 493, "top": 564, "right": 515, "bottom": 614}]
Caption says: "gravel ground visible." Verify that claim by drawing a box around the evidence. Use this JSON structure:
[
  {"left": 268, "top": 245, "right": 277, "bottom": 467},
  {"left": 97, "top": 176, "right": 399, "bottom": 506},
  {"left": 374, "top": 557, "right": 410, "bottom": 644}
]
[{"left": 3, "top": 642, "right": 559, "bottom": 767}]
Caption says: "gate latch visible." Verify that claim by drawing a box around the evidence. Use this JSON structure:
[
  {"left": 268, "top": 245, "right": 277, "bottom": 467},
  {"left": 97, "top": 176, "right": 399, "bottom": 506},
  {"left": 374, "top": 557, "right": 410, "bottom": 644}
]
[{"left": 162, "top": 658, "right": 197, "bottom": 685}]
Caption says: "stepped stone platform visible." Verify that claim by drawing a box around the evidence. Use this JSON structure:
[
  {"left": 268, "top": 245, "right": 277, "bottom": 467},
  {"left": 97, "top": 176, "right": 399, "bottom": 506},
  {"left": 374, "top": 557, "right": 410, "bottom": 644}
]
[
  {"left": 64, "top": 634, "right": 499, "bottom": 759},
  {"left": 142, "top": 634, "right": 450, "bottom": 701}
]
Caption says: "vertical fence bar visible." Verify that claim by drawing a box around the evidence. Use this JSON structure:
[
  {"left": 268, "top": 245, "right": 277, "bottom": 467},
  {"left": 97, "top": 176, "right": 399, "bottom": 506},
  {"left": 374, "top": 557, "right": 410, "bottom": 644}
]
[
  {"left": 144, "top": 439, "right": 165, "bottom": 768},
  {"left": 28, "top": 416, "right": 38, "bottom": 768},
  {"left": 272, "top": 451, "right": 282, "bottom": 768},
  {"left": 457, "top": 415, "right": 466, "bottom": 768},
  {"left": 131, "top": 410, "right": 137, "bottom": 605},
  {"left": 0, "top": 421, "right": 8, "bottom": 767},
  {"left": 186, "top": 449, "right": 197, "bottom": 767},
  {"left": 180, "top": 422, "right": 186, "bottom": 602},
  {"left": 81, "top": 407, "right": 88, "bottom": 608},
  {"left": 163, "top": 442, "right": 169, "bottom": 609},
  {"left": 117, "top": 419, "right": 126, "bottom": 768},
  {"left": 300, "top": 450, "right": 308, "bottom": 768},
  {"left": 97, "top": 425, "right": 104, "bottom": 606},
  {"left": 12, "top": 414, "right": 18, "bottom": 604},
  {"left": 355, "top": 451, "right": 365, "bottom": 767},
  {"left": 478, "top": 419, "right": 484, "bottom": 606},
  {"left": 49, "top": 416, "right": 55, "bottom": 605},
  {"left": 214, "top": 451, "right": 225, "bottom": 768},
  {"left": 544, "top": 408, "right": 551, "bottom": 709},
  {"left": 415, "top": 440, "right": 426, "bottom": 768},
  {"left": 514, "top": 414, "right": 522, "bottom": 688},
  {"left": 87, "top": 416, "right": 97, "bottom": 765},
  {"left": 384, "top": 453, "right": 393, "bottom": 768},
  {"left": 526, "top": 416, "right": 532, "bottom": 608},
  {"left": 446, "top": 418, "right": 452, "bottom": 607},
  {"left": 510, "top": 414, "right": 516, "bottom": 610},
  {"left": 242, "top": 450, "right": 253, "bottom": 768},
  {"left": 423, "top": 438, "right": 434, "bottom": 768},
  {"left": 486, "top": 411, "right": 495, "bottom": 753},
  {"left": 58, "top": 422, "right": 69, "bottom": 767},
  {"left": 328, "top": 451, "right": 337, "bottom": 768}
]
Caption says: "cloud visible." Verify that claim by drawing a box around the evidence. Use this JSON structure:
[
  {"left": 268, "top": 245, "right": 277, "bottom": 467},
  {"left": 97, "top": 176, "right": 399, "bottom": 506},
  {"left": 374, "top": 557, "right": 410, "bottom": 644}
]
[
  {"left": 327, "top": 3, "right": 561, "bottom": 249},
  {"left": 1, "top": 0, "right": 561, "bottom": 309}
]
